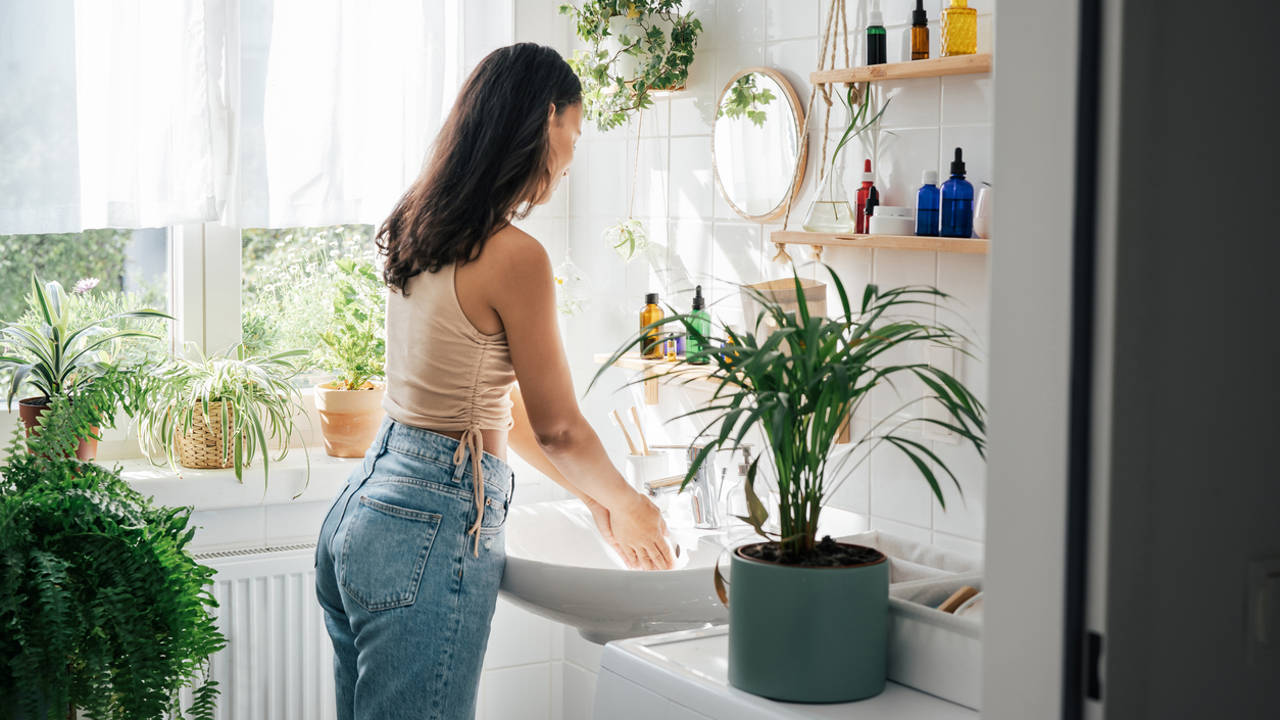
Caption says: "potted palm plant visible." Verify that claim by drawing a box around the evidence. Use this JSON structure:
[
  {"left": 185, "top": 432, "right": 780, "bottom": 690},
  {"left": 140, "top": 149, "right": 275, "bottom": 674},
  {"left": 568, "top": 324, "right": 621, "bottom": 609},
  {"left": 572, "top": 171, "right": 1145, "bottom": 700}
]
[
  {"left": 313, "top": 258, "right": 387, "bottom": 457},
  {"left": 136, "top": 344, "right": 309, "bottom": 489},
  {"left": 0, "top": 275, "right": 169, "bottom": 460},
  {"left": 0, "top": 378, "right": 224, "bottom": 720},
  {"left": 595, "top": 268, "right": 986, "bottom": 703}
]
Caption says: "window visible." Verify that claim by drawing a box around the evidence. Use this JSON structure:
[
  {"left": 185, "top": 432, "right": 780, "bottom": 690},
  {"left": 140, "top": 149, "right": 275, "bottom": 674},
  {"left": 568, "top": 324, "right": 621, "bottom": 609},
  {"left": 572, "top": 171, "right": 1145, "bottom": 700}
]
[
  {"left": 240, "top": 224, "right": 377, "bottom": 382},
  {"left": 0, "top": 228, "right": 170, "bottom": 324}
]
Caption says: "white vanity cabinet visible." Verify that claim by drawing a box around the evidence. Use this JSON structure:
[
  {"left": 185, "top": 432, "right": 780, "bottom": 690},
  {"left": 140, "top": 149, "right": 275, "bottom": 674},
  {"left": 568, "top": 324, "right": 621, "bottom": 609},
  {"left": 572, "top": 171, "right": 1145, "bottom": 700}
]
[{"left": 594, "top": 627, "right": 976, "bottom": 720}]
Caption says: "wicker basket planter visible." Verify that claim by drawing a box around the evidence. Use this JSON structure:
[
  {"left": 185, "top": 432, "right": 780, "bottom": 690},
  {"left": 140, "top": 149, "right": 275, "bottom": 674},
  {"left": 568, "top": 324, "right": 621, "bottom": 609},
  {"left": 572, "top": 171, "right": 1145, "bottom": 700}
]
[{"left": 175, "top": 401, "right": 236, "bottom": 470}]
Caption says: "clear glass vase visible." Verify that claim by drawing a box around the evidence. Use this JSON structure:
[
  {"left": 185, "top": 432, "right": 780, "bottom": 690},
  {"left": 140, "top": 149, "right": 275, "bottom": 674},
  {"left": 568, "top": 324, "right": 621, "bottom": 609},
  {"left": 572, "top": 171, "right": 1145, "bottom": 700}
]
[{"left": 801, "top": 158, "right": 856, "bottom": 233}]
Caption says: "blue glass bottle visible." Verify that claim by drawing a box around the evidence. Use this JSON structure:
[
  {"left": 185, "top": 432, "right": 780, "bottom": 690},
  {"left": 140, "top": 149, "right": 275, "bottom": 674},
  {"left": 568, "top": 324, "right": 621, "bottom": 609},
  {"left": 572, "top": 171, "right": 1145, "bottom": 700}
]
[
  {"left": 940, "top": 148, "right": 974, "bottom": 238},
  {"left": 916, "top": 170, "right": 940, "bottom": 236}
]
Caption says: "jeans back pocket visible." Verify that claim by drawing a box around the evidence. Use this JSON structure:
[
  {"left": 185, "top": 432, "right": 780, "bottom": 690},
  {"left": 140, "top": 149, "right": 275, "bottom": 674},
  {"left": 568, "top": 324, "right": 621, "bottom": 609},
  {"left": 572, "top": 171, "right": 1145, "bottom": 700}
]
[{"left": 339, "top": 496, "right": 443, "bottom": 612}]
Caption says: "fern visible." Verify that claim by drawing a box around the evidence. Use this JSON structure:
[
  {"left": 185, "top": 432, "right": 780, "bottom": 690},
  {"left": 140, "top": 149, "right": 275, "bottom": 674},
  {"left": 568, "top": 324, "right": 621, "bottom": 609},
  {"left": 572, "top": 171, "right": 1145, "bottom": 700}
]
[{"left": 0, "top": 389, "right": 226, "bottom": 719}]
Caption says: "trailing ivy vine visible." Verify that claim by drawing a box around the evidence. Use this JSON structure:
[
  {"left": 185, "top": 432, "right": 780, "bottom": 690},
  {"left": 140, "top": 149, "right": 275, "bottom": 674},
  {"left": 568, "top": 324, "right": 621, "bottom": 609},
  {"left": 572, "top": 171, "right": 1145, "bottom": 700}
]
[{"left": 560, "top": 0, "right": 703, "bottom": 131}]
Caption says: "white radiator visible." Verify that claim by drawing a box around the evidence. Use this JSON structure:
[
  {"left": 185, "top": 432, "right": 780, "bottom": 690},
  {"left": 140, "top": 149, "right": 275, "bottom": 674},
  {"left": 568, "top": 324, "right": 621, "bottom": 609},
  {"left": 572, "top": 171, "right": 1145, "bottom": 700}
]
[{"left": 182, "top": 544, "right": 338, "bottom": 720}]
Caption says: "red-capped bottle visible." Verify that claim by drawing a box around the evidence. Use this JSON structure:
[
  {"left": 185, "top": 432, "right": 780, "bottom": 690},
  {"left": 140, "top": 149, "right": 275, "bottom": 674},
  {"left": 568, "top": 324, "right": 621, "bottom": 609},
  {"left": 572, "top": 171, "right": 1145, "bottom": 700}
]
[{"left": 855, "top": 159, "right": 876, "bottom": 234}]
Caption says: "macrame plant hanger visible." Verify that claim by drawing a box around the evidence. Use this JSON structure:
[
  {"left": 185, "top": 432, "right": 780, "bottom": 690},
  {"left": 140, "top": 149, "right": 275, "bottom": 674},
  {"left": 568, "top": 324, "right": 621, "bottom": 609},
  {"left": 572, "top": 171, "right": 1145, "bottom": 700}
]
[{"left": 775, "top": 0, "right": 857, "bottom": 266}]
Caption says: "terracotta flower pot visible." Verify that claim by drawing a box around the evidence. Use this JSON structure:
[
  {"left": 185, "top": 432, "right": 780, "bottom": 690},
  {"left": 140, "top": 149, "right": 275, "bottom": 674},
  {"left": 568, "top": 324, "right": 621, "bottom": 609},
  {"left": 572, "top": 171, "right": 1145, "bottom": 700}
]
[
  {"left": 18, "top": 396, "right": 99, "bottom": 461},
  {"left": 314, "top": 382, "right": 385, "bottom": 458}
]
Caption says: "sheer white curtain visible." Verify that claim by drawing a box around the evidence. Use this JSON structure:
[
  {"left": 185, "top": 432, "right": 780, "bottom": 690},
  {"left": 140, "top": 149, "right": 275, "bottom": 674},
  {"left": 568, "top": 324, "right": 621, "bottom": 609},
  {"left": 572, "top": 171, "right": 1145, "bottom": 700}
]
[{"left": 0, "top": 0, "right": 513, "bottom": 235}]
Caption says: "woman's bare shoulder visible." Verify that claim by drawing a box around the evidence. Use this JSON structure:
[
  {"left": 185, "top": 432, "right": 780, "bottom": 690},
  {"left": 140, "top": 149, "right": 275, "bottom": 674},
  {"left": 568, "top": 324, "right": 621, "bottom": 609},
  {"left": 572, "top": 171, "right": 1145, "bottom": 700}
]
[{"left": 483, "top": 223, "right": 551, "bottom": 276}]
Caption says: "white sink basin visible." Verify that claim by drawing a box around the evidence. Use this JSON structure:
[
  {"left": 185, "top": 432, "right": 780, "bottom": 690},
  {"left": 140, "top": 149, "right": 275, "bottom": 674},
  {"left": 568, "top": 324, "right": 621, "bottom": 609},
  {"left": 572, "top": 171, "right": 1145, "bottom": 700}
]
[{"left": 498, "top": 499, "right": 868, "bottom": 643}]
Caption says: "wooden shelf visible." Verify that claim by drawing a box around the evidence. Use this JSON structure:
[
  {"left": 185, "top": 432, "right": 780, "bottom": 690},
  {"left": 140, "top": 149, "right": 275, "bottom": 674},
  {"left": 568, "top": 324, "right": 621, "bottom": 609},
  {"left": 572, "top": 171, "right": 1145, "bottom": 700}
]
[
  {"left": 811, "top": 54, "right": 992, "bottom": 85},
  {"left": 771, "top": 231, "right": 989, "bottom": 255},
  {"left": 593, "top": 353, "right": 720, "bottom": 403}
]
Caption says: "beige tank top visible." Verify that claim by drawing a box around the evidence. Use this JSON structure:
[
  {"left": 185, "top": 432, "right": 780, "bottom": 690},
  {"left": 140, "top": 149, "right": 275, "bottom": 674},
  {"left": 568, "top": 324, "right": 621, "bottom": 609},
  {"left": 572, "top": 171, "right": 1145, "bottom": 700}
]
[{"left": 383, "top": 263, "right": 516, "bottom": 553}]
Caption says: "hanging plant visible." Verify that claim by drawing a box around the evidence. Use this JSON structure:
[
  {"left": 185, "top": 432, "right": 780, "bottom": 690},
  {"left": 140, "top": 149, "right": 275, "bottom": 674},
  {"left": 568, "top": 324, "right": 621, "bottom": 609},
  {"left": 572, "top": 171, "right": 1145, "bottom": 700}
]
[
  {"left": 560, "top": 0, "right": 703, "bottom": 132},
  {"left": 717, "top": 74, "right": 777, "bottom": 128},
  {"left": 604, "top": 218, "right": 649, "bottom": 261}
]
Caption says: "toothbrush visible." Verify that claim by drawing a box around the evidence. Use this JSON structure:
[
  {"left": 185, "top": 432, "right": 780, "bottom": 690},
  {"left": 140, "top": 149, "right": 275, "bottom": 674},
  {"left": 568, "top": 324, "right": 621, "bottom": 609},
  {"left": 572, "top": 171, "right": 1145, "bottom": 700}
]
[
  {"left": 629, "top": 406, "right": 651, "bottom": 456},
  {"left": 611, "top": 409, "right": 640, "bottom": 455}
]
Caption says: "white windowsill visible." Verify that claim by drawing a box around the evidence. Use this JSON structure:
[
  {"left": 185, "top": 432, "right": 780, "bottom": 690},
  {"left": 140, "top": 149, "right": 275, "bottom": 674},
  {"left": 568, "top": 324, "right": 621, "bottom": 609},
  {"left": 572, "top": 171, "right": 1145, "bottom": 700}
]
[{"left": 118, "top": 450, "right": 358, "bottom": 511}]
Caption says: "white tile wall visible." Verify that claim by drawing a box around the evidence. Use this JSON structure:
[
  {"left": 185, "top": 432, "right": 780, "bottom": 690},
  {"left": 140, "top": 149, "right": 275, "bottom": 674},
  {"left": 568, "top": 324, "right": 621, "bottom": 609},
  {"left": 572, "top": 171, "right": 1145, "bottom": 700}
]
[{"left": 498, "top": 1, "right": 994, "bottom": 716}]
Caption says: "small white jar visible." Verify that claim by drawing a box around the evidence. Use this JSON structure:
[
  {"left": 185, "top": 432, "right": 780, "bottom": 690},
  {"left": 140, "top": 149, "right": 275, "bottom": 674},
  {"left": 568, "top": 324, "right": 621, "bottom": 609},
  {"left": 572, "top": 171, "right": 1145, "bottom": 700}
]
[{"left": 867, "top": 205, "right": 916, "bottom": 235}]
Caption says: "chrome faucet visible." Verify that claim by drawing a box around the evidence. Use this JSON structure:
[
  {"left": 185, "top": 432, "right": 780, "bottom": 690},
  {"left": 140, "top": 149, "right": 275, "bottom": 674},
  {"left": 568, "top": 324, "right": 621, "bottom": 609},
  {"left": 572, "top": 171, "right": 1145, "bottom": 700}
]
[{"left": 645, "top": 443, "right": 751, "bottom": 529}]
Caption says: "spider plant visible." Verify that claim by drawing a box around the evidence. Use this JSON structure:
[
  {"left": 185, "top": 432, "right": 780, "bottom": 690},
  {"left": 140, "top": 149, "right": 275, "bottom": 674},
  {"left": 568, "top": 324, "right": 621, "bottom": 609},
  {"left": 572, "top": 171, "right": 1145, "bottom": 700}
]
[
  {"left": 0, "top": 274, "right": 170, "bottom": 408},
  {"left": 137, "top": 344, "right": 310, "bottom": 491},
  {"left": 829, "top": 82, "right": 889, "bottom": 177},
  {"left": 593, "top": 267, "right": 986, "bottom": 561}
]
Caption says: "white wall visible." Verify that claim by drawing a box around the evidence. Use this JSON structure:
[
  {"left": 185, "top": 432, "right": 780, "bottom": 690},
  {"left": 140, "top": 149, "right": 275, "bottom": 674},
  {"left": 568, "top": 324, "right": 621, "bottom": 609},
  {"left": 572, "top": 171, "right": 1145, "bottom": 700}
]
[{"left": 497, "top": 1, "right": 997, "bottom": 717}]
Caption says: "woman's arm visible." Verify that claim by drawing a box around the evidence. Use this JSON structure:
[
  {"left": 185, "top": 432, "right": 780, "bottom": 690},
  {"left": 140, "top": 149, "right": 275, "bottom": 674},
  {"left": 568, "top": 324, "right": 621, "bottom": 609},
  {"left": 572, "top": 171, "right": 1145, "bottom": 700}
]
[
  {"left": 508, "top": 385, "right": 624, "bottom": 558},
  {"left": 490, "top": 229, "right": 671, "bottom": 570}
]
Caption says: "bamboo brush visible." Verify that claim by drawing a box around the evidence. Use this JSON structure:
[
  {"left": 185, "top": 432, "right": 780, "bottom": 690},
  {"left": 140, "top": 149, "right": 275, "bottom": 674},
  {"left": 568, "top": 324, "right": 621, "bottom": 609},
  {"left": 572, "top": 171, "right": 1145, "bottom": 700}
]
[
  {"left": 629, "top": 406, "right": 651, "bottom": 456},
  {"left": 611, "top": 409, "right": 640, "bottom": 455}
]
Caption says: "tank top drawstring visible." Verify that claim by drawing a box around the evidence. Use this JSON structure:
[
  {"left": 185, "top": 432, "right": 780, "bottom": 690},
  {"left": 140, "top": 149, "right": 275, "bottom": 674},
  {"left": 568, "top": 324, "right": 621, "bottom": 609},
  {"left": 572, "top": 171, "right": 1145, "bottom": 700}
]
[{"left": 453, "top": 425, "right": 486, "bottom": 556}]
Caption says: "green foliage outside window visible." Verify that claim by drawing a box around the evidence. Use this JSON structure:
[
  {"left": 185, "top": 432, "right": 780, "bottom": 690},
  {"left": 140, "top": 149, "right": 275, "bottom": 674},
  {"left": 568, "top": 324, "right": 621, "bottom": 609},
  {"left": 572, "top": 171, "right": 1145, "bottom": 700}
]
[
  {"left": 317, "top": 259, "right": 386, "bottom": 391},
  {"left": 0, "top": 230, "right": 134, "bottom": 322},
  {"left": 240, "top": 225, "right": 376, "bottom": 369}
]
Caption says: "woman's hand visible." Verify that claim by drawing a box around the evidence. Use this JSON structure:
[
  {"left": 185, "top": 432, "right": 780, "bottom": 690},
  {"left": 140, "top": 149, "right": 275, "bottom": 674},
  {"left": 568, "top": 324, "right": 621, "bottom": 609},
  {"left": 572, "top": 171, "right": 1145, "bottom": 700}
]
[
  {"left": 583, "top": 498, "right": 629, "bottom": 565},
  {"left": 605, "top": 491, "right": 673, "bottom": 570}
]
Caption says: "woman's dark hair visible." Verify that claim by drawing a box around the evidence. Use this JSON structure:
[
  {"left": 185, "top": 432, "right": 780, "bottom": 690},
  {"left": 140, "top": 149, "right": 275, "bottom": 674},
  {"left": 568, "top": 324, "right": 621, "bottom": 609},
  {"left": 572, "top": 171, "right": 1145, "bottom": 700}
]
[{"left": 376, "top": 43, "right": 581, "bottom": 293}]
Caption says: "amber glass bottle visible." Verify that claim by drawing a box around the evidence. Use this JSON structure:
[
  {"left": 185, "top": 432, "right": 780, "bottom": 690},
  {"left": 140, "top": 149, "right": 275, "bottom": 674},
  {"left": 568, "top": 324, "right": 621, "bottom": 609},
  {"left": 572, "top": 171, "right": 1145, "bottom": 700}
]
[
  {"left": 911, "top": 0, "right": 929, "bottom": 60},
  {"left": 640, "top": 292, "right": 664, "bottom": 359},
  {"left": 941, "top": 0, "right": 977, "bottom": 56}
]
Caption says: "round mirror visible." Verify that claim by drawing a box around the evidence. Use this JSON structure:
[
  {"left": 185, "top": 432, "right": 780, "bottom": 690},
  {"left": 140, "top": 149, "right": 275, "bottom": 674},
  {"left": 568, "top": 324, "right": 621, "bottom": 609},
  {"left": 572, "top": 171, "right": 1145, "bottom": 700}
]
[{"left": 712, "top": 68, "right": 807, "bottom": 222}]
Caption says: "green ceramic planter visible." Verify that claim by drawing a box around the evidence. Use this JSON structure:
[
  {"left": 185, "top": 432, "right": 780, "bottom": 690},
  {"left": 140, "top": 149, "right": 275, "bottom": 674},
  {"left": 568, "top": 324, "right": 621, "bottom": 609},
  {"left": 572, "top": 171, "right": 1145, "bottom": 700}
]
[{"left": 728, "top": 542, "right": 889, "bottom": 703}]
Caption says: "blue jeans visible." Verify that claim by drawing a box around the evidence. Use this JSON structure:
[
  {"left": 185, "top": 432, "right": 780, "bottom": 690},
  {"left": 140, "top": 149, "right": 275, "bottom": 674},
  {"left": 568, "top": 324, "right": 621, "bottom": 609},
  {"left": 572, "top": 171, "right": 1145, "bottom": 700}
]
[{"left": 315, "top": 418, "right": 514, "bottom": 720}]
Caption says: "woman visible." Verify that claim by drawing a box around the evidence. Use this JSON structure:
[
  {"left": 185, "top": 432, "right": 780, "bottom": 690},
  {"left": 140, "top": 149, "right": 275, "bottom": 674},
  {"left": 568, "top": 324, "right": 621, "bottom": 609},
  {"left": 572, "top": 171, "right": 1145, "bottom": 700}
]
[{"left": 313, "top": 43, "right": 672, "bottom": 719}]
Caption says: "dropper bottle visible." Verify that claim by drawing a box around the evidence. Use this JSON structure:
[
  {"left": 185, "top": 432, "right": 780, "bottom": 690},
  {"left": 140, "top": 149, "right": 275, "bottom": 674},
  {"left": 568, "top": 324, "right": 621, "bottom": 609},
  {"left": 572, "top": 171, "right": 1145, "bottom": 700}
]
[
  {"left": 866, "top": 1, "right": 887, "bottom": 65},
  {"left": 940, "top": 148, "right": 974, "bottom": 238},
  {"left": 911, "top": 0, "right": 930, "bottom": 60},
  {"left": 855, "top": 159, "right": 876, "bottom": 234}
]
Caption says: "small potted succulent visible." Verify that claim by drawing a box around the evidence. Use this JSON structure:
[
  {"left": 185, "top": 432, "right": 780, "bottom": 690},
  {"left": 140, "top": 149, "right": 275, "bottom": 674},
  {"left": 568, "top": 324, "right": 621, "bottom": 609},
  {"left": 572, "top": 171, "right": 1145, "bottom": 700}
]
[
  {"left": 595, "top": 268, "right": 986, "bottom": 703},
  {"left": 0, "top": 275, "right": 169, "bottom": 460},
  {"left": 0, "top": 380, "right": 224, "bottom": 719},
  {"left": 313, "top": 258, "right": 387, "bottom": 458},
  {"left": 136, "top": 344, "right": 309, "bottom": 489},
  {"left": 560, "top": 0, "right": 703, "bottom": 131}
]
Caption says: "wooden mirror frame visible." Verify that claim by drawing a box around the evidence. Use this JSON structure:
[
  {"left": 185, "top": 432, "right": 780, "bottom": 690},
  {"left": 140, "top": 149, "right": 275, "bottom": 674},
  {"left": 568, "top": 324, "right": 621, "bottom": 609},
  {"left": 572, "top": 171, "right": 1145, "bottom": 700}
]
[{"left": 711, "top": 67, "right": 809, "bottom": 224}]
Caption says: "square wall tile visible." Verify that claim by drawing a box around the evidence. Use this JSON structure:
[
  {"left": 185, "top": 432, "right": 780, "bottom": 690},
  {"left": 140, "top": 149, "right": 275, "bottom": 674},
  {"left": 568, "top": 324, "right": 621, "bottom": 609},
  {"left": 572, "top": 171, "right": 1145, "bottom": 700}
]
[
  {"left": 932, "top": 531, "right": 984, "bottom": 561},
  {"left": 880, "top": 78, "right": 942, "bottom": 130},
  {"left": 578, "top": 137, "right": 628, "bottom": 219},
  {"left": 714, "top": 0, "right": 767, "bottom": 49},
  {"left": 669, "top": 135, "right": 715, "bottom": 219},
  {"left": 938, "top": 124, "right": 992, "bottom": 188},
  {"left": 483, "top": 599, "right": 554, "bottom": 669},
  {"left": 563, "top": 661, "right": 599, "bottom": 720},
  {"left": 869, "top": 443, "right": 934, "bottom": 527},
  {"left": 667, "top": 219, "right": 715, "bottom": 297},
  {"left": 482, "top": 664, "right": 550, "bottom": 720},
  {"left": 876, "top": 127, "right": 940, "bottom": 208},
  {"left": 670, "top": 51, "right": 717, "bottom": 136},
  {"left": 766, "top": 0, "right": 818, "bottom": 41},
  {"left": 941, "top": 74, "right": 994, "bottom": 126},
  {"left": 764, "top": 39, "right": 817, "bottom": 107},
  {"left": 629, "top": 137, "right": 670, "bottom": 218},
  {"left": 869, "top": 515, "right": 932, "bottom": 545},
  {"left": 930, "top": 440, "right": 986, "bottom": 541}
]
